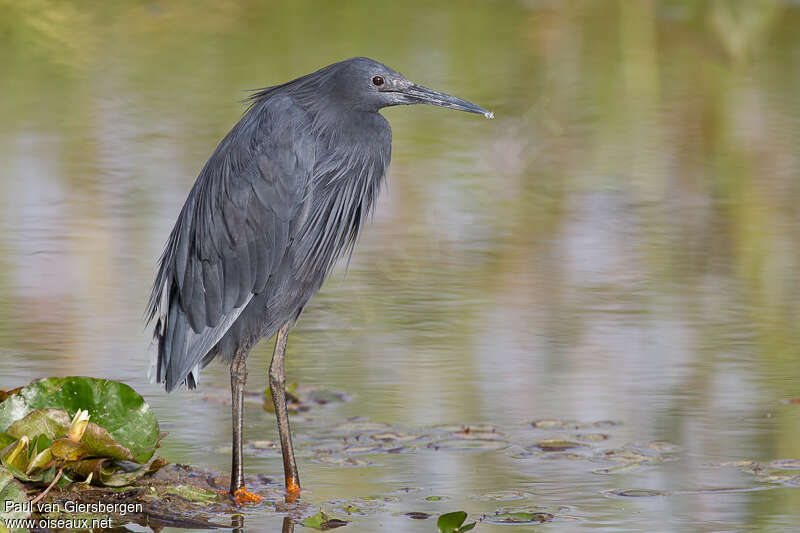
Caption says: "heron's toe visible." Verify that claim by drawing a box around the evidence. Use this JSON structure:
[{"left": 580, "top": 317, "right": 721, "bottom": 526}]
[{"left": 232, "top": 485, "right": 263, "bottom": 505}]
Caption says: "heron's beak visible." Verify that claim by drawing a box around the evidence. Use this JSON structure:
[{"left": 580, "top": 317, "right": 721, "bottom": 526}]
[{"left": 399, "top": 84, "right": 494, "bottom": 119}]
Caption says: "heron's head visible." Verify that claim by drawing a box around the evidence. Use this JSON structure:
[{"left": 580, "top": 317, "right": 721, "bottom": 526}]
[{"left": 325, "top": 57, "right": 493, "bottom": 118}]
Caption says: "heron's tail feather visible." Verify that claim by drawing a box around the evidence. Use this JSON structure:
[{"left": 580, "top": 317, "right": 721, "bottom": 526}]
[{"left": 152, "top": 284, "right": 252, "bottom": 392}]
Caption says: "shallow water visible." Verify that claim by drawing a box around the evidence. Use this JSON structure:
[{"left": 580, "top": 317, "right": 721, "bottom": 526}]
[{"left": 1, "top": 1, "right": 799, "bottom": 531}]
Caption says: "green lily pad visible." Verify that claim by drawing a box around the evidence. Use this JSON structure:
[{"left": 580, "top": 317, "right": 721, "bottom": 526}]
[
  {"left": 0, "top": 434, "right": 15, "bottom": 450},
  {"left": 7, "top": 409, "right": 70, "bottom": 441},
  {"left": 50, "top": 438, "right": 92, "bottom": 461},
  {"left": 165, "top": 484, "right": 219, "bottom": 503},
  {"left": 25, "top": 445, "right": 53, "bottom": 475},
  {"left": 0, "top": 438, "right": 29, "bottom": 473},
  {"left": 485, "top": 511, "right": 554, "bottom": 524},
  {"left": 0, "top": 466, "right": 29, "bottom": 532},
  {"left": 302, "top": 511, "right": 348, "bottom": 530},
  {"left": 0, "top": 377, "right": 160, "bottom": 463},
  {"left": 437, "top": 511, "right": 476, "bottom": 533}
]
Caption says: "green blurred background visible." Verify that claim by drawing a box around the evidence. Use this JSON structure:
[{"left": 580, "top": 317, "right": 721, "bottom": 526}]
[{"left": 0, "top": 1, "right": 798, "bottom": 531}]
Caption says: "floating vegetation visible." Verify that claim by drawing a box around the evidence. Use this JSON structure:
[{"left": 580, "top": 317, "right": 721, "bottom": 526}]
[
  {"left": 200, "top": 384, "right": 347, "bottom": 415},
  {"left": 483, "top": 510, "right": 554, "bottom": 524},
  {"left": 472, "top": 490, "right": 532, "bottom": 502},
  {"left": 575, "top": 432, "right": 610, "bottom": 442},
  {"left": 531, "top": 419, "right": 620, "bottom": 430},
  {"left": 0, "top": 377, "right": 165, "bottom": 498},
  {"left": 428, "top": 438, "right": 509, "bottom": 452},
  {"left": 589, "top": 441, "right": 681, "bottom": 474},
  {"left": 428, "top": 425, "right": 509, "bottom": 452},
  {"left": 604, "top": 488, "right": 666, "bottom": 498},
  {"left": 437, "top": 511, "right": 476, "bottom": 533},
  {"left": 768, "top": 459, "right": 800, "bottom": 470},
  {"left": 264, "top": 384, "right": 349, "bottom": 414},
  {"left": 302, "top": 511, "right": 348, "bottom": 530},
  {"left": 715, "top": 458, "right": 800, "bottom": 488},
  {"left": 531, "top": 439, "right": 588, "bottom": 452},
  {"left": 315, "top": 455, "right": 373, "bottom": 467}
]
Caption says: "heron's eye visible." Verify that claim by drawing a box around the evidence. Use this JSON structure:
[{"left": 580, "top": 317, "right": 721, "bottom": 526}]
[{"left": 372, "top": 76, "right": 384, "bottom": 87}]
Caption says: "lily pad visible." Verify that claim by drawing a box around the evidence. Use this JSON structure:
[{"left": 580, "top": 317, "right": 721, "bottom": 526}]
[
  {"left": 166, "top": 484, "right": 219, "bottom": 503},
  {"left": 9, "top": 408, "right": 135, "bottom": 463},
  {"left": 7, "top": 408, "right": 70, "bottom": 441},
  {"left": 0, "top": 377, "right": 160, "bottom": 463},
  {"left": 0, "top": 434, "right": 15, "bottom": 450},
  {"left": 302, "top": 511, "right": 348, "bottom": 530},
  {"left": 437, "top": 511, "right": 475, "bottom": 533},
  {"left": 0, "top": 466, "right": 29, "bottom": 532},
  {"left": 472, "top": 490, "right": 531, "bottom": 502},
  {"left": 604, "top": 488, "right": 665, "bottom": 498},
  {"left": 532, "top": 439, "right": 587, "bottom": 452},
  {"left": 485, "top": 511, "right": 554, "bottom": 524},
  {"left": 0, "top": 438, "right": 29, "bottom": 473}
]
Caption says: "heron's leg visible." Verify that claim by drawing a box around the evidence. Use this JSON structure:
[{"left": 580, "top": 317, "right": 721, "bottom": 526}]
[
  {"left": 230, "top": 349, "right": 247, "bottom": 492},
  {"left": 269, "top": 322, "right": 300, "bottom": 498},
  {"left": 229, "top": 348, "right": 262, "bottom": 503}
]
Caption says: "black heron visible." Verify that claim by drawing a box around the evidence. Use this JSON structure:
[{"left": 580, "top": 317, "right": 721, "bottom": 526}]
[{"left": 146, "top": 57, "right": 492, "bottom": 502}]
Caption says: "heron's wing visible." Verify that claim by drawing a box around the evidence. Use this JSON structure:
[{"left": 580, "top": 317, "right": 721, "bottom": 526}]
[{"left": 147, "top": 95, "right": 314, "bottom": 390}]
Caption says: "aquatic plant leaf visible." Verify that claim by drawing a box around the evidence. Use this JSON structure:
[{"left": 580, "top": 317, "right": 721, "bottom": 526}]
[
  {"left": 65, "top": 455, "right": 167, "bottom": 487},
  {"left": 26, "top": 446, "right": 53, "bottom": 475},
  {"left": 0, "top": 388, "right": 22, "bottom": 404},
  {"left": 533, "top": 439, "right": 586, "bottom": 452},
  {"left": 472, "top": 490, "right": 531, "bottom": 502},
  {"left": 77, "top": 421, "right": 135, "bottom": 461},
  {"left": 7, "top": 408, "right": 70, "bottom": 440},
  {"left": 486, "top": 511, "right": 554, "bottom": 524},
  {"left": 604, "top": 488, "right": 665, "bottom": 498},
  {"left": 67, "top": 457, "right": 109, "bottom": 481},
  {"left": 0, "top": 377, "right": 160, "bottom": 463},
  {"left": 0, "top": 437, "right": 29, "bottom": 472},
  {"left": 437, "top": 511, "right": 476, "bottom": 533},
  {"left": 321, "top": 518, "right": 348, "bottom": 529},
  {"left": 302, "top": 511, "right": 348, "bottom": 530},
  {"left": 51, "top": 437, "right": 91, "bottom": 461},
  {"left": 303, "top": 512, "right": 327, "bottom": 529},
  {"left": 0, "top": 434, "right": 16, "bottom": 450},
  {"left": 0, "top": 466, "right": 29, "bottom": 530},
  {"left": 165, "top": 484, "right": 219, "bottom": 502}
]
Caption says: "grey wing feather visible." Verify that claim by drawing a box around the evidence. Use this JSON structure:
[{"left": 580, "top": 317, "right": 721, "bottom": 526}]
[{"left": 146, "top": 95, "right": 313, "bottom": 391}]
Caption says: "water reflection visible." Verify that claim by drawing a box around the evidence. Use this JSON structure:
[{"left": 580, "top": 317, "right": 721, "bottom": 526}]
[{"left": 1, "top": 1, "right": 799, "bottom": 531}]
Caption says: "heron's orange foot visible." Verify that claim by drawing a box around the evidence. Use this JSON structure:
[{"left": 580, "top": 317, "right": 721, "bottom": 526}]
[
  {"left": 232, "top": 486, "right": 263, "bottom": 505},
  {"left": 285, "top": 477, "right": 301, "bottom": 502}
]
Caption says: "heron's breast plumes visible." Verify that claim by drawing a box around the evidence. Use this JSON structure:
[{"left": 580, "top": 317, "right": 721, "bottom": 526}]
[{"left": 292, "top": 138, "right": 389, "bottom": 280}]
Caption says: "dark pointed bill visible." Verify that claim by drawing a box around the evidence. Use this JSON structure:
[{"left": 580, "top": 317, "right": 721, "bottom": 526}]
[{"left": 401, "top": 84, "right": 494, "bottom": 119}]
